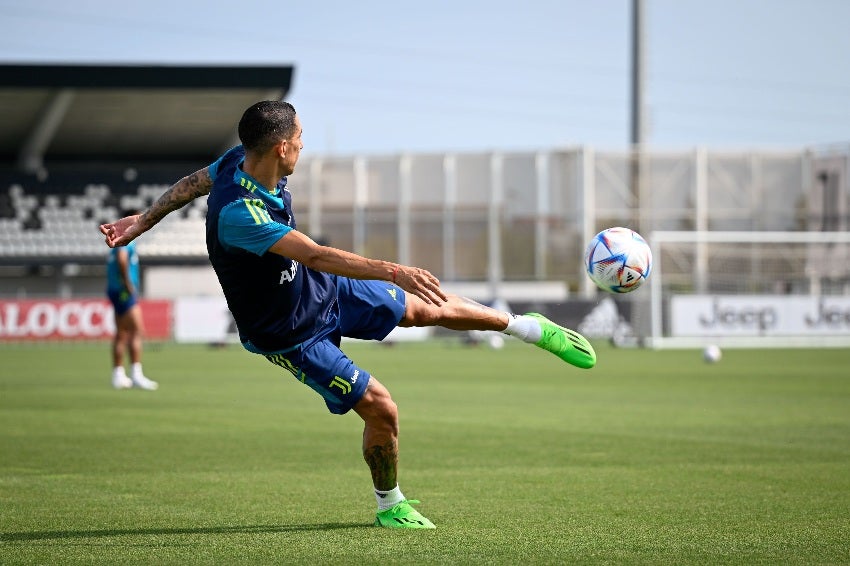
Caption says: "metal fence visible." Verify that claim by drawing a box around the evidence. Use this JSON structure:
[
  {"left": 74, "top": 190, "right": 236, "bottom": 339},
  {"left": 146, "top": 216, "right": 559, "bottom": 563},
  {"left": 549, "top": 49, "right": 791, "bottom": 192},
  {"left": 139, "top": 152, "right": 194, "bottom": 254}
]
[
  {"left": 287, "top": 146, "right": 824, "bottom": 298},
  {"left": 1, "top": 146, "right": 846, "bottom": 303}
]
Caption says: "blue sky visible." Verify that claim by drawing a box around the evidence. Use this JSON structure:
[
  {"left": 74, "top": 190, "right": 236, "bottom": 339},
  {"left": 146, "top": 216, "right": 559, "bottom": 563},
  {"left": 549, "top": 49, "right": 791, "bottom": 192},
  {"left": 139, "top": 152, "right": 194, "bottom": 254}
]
[{"left": 1, "top": 0, "right": 848, "bottom": 156}]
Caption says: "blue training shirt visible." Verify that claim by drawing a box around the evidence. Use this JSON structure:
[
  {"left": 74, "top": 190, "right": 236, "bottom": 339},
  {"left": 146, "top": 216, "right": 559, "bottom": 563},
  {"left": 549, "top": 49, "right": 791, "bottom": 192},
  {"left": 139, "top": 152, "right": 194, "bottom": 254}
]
[
  {"left": 206, "top": 146, "right": 338, "bottom": 352},
  {"left": 106, "top": 242, "right": 140, "bottom": 293}
]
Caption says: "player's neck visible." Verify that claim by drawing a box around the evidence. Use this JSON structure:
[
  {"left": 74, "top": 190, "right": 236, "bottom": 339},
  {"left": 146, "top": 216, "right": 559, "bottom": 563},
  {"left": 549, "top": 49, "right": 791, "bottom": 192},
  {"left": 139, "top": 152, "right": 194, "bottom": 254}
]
[{"left": 242, "top": 154, "right": 285, "bottom": 192}]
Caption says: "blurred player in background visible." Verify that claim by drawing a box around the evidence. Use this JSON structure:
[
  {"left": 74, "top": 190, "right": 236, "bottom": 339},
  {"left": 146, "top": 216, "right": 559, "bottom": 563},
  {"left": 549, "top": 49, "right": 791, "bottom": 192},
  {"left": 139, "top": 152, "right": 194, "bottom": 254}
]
[
  {"left": 105, "top": 214, "right": 158, "bottom": 391},
  {"left": 101, "top": 101, "right": 594, "bottom": 528}
]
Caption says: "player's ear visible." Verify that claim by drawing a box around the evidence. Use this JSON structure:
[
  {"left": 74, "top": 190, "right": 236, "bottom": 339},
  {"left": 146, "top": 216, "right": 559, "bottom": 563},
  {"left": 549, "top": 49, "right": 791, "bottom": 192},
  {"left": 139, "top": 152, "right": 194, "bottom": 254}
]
[{"left": 275, "top": 139, "right": 288, "bottom": 158}]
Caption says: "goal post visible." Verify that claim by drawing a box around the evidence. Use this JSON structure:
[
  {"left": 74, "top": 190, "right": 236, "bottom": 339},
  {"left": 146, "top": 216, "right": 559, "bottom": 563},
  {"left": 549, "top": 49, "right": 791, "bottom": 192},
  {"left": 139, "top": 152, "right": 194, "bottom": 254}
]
[{"left": 645, "top": 231, "right": 850, "bottom": 349}]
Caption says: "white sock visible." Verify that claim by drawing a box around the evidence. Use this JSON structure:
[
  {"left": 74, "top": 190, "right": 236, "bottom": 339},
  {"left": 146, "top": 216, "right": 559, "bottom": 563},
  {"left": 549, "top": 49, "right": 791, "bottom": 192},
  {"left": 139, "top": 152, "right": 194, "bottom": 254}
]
[
  {"left": 131, "top": 362, "right": 144, "bottom": 379},
  {"left": 375, "top": 485, "right": 405, "bottom": 511},
  {"left": 112, "top": 366, "right": 127, "bottom": 379},
  {"left": 502, "top": 314, "right": 542, "bottom": 343}
]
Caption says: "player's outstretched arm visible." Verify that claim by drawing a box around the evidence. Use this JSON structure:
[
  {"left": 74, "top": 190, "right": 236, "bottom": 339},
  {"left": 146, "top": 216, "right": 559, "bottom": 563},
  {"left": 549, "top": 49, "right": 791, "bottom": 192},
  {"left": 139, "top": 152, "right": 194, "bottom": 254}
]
[
  {"left": 100, "top": 167, "right": 213, "bottom": 248},
  {"left": 270, "top": 229, "right": 447, "bottom": 305}
]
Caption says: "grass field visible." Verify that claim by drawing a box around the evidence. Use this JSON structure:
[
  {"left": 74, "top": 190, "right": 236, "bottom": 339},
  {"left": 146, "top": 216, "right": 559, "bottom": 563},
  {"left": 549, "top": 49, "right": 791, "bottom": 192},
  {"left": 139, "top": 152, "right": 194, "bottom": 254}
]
[{"left": 1, "top": 339, "right": 849, "bottom": 565}]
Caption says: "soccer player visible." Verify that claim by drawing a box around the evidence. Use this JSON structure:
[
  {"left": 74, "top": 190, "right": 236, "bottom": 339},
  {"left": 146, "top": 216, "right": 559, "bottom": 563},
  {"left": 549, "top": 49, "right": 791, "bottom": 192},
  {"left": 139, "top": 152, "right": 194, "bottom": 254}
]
[
  {"left": 100, "top": 100, "right": 595, "bottom": 529},
  {"left": 105, "top": 227, "right": 158, "bottom": 391}
]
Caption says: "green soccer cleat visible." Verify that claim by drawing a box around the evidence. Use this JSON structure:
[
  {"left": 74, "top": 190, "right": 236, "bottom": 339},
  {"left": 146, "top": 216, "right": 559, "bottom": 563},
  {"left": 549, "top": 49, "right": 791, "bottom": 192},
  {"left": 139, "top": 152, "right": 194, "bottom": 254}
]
[
  {"left": 374, "top": 500, "right": 436, "bottom": 529},
  {"left": 526, "top": 313, "right": 597, "bottom": 369}
]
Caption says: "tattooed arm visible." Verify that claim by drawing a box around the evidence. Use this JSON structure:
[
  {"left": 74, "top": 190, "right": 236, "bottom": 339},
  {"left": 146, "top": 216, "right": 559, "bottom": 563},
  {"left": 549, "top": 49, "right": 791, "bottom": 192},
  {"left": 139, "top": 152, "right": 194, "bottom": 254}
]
[{"left": 100, "top": 167, "right": 213, "bottom": 248}]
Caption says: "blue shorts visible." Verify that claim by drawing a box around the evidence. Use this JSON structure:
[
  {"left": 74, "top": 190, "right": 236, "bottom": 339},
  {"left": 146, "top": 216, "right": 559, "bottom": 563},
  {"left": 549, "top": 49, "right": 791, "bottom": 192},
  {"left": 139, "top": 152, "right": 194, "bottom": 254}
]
[
  {"left": 261, "top": 277, "right": 406, "bottom": 415},
  {"left": 107, "top": 289, "right": 137, "bottom": 316}
]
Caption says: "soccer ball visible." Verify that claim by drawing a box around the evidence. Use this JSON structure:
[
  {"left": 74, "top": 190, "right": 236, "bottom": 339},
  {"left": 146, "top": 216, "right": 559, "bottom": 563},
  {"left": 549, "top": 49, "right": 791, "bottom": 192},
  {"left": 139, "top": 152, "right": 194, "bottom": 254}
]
[
  {"left": 703, "top": 344, "right": 722, "bottom": 363},
  {"left": 584, "top": 227, "right": 652, "bottom": 293}
]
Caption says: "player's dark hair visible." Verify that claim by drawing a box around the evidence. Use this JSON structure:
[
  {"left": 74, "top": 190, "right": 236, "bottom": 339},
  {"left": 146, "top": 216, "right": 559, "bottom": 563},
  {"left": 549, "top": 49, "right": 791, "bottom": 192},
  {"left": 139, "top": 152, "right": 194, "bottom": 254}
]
[{"left": 238, "top": 100, "right": 297, "bottom": 154}]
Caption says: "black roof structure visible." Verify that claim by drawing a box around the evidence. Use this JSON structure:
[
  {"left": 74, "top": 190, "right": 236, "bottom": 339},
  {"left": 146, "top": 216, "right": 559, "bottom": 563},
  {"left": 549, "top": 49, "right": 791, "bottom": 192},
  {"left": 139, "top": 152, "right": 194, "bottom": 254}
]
[{"left": 0, "top": 63, "right": 294, "bottom": 167}]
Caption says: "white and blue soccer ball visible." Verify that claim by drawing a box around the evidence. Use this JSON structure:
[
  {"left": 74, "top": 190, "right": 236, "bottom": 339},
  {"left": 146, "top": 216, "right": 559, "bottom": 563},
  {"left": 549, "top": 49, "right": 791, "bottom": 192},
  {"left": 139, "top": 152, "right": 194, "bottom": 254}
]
[{"left": 584, "top": 227, "right": 652, "bottom": 293}]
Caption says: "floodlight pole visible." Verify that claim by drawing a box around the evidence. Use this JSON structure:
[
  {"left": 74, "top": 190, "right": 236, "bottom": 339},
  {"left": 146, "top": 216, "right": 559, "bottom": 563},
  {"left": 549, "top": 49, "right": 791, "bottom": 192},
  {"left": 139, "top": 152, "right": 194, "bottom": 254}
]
[{"left": 630, "top": 0, "right": 646, "bottom": 232}]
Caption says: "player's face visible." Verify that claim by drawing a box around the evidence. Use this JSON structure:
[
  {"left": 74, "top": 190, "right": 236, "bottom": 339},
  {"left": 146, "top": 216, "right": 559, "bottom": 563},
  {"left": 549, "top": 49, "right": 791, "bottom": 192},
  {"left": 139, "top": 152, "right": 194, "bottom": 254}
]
[{"left": 281, "top": 116, "right": 303, "bottom": 175}]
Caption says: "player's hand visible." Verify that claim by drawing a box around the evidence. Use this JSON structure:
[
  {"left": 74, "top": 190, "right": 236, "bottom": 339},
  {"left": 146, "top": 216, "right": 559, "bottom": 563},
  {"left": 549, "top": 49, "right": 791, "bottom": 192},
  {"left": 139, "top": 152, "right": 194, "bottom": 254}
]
[
  {"left": 100, "top": 214, "right": 143, "bottom": 248},
  {"left": 393, "top": 265, "right": 447, "bottom": 305}
]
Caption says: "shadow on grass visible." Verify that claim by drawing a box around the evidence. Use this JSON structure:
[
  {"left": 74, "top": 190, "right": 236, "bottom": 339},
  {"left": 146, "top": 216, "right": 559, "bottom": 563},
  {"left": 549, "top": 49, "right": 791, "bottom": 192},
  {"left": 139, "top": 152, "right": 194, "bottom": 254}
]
[{"left": 1, "top": 523, "right": 368, "bottom": 542}]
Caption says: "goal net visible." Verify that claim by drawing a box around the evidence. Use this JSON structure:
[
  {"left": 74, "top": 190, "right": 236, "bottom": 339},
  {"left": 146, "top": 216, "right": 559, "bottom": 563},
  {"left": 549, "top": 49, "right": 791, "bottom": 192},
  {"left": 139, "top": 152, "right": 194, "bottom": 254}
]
[{"left": 645, "top": 231, "right": 850, "bottom": 349}]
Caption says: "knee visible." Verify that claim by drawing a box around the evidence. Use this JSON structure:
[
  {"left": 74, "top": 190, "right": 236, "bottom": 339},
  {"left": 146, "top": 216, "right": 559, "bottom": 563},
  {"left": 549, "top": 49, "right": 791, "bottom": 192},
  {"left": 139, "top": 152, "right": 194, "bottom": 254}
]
[
  {"left": 371, "top": 395, "right": 399, "bottom": 437},
  {"left": 356, "top": 380, "right": 399, "bottom": 436},
  {"left": 404, "top": 296, "right": 453, "bottom": 326}
]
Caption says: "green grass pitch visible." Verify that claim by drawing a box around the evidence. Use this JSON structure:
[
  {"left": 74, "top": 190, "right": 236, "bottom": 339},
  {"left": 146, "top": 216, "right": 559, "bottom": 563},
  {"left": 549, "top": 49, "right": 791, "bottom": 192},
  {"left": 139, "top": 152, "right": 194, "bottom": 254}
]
[{"left": 1, "top": 340, "right": 849, "bottom": 565}]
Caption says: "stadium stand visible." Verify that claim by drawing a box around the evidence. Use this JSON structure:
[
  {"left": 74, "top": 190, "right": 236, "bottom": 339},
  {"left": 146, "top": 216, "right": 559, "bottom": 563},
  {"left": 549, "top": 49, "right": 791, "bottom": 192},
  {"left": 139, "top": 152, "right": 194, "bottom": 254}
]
[
  {"left": 0, "top": 63, "right": 293, "bottom": 267},
  {"left": 0, "top": 163, "right": 211, "bottom": 260}
]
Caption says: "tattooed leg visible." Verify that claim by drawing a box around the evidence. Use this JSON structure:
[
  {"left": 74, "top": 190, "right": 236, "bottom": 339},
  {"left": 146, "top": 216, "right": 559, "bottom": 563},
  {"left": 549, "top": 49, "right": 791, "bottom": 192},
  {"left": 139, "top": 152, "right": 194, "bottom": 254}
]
[
  {"left": 363, "top": 437, "right": 398, "bottom": 491},
  {"left": 354, "top": 378, "right": 400, "bottom": 491}
]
